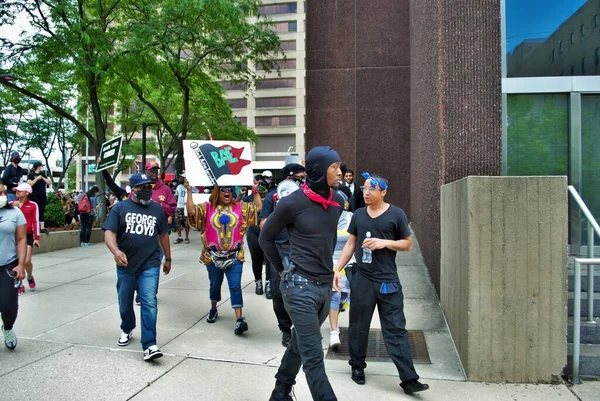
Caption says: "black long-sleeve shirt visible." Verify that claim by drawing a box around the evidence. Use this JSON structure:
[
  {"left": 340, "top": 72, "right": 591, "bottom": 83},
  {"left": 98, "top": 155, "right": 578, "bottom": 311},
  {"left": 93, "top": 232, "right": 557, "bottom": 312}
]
[
  {"left": 102, "top": 170, "right": 127, "bottom": 200},
  {"left": 259, "top": 189, "right": 344, "bottom": 283}
]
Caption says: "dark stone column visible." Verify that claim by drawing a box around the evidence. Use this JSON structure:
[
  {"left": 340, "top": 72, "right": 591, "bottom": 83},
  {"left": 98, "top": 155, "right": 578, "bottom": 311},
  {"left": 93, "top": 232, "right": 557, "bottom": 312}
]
[
  {"left": 410, "top": 0, "right": 502, "bottom": 293},
  {"left": 306, "top": 0, "right": 411, "bottom": 213}
]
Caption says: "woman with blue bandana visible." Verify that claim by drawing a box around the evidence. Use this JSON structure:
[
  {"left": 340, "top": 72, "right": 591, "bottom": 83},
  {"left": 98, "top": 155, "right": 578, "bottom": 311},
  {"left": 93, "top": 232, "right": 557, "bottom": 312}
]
[{"left": 334, "top": 172, "right": 430, "bottom": 395}]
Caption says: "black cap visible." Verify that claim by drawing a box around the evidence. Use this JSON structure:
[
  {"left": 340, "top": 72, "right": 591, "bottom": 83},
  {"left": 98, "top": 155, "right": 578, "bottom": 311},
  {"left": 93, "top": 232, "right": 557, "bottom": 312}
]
[
  {"left": 33, "top": 161, "right": 43, "bottom": 169},
  {"left": 281, "top": 163, "right": 305, "bottom": 177}
]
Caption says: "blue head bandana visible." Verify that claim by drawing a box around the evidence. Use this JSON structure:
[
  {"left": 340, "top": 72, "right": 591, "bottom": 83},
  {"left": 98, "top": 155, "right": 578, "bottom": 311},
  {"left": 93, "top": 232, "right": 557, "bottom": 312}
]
[{"left": 361, "top": 172, "right": 388, "bottom": 191}]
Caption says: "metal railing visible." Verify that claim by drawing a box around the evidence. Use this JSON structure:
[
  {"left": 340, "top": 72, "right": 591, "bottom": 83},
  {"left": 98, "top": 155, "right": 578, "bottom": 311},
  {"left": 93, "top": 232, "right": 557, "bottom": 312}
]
[
  {"left": 568, "top": 185, "right": 600, "bottom": 383},
  {"left": 572, "top": 257, "right": 600, "bottom": 383}
]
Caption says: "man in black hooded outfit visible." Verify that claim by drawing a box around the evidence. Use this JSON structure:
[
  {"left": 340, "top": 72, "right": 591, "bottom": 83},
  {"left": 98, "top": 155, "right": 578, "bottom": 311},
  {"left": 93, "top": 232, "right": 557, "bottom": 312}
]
[{"left": 260, "top": 146, "right": 343, "bottom": 401}]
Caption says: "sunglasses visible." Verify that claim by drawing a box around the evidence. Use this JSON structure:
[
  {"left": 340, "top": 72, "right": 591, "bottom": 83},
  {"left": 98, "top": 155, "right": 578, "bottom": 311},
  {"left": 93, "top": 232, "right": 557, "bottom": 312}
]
[
  {"left": 137, "top": 184, "right": 153, "bottom": 190},
  {"left": 219, "top": 187, "right": 234, "bottom": 193}
]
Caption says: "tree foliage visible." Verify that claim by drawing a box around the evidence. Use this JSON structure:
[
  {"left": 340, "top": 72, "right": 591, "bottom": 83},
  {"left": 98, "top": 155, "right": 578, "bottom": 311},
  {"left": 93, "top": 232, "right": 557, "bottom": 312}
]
[{"left": 0, "top": 0, "right": 281, "bottom": 221}]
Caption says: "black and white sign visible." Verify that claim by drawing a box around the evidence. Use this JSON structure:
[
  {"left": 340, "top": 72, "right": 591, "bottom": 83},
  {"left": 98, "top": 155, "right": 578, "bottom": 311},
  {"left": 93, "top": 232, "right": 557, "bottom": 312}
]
[{"left": 96, "top": 136, "right": 124, "bottom": 172}]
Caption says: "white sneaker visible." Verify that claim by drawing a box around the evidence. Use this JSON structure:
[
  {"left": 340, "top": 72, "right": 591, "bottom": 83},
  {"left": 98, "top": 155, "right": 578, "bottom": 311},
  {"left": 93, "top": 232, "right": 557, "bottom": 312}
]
[
  {"left": 329, "top": 329, "right": 341, "bottom": 351},
  {"left": 144, "top": 345, "right": 163, "bottom": 361},
  {"left": 2, "top": 325, "right": 17, "bottom": 350},
  {"left": 117, "top": 330, "right": 132, "bottom": 346}
]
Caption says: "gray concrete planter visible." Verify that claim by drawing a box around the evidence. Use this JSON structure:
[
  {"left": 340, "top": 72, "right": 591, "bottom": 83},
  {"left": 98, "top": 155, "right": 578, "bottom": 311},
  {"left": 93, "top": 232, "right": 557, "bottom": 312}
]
[{"left": 33, "top": 227, "right": 104, "bottom": 254}]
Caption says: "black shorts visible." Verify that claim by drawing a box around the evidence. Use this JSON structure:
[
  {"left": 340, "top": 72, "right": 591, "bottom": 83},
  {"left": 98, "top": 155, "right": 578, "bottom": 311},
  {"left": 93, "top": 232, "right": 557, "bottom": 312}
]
[{"left": 27, "top": 233, "right": 34, "bottom": 247}]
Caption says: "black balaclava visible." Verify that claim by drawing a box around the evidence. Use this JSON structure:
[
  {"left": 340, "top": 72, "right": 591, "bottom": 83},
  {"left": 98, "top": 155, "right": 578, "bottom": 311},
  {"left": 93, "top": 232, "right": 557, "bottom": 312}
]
[{"left": 305, "top": 146, "right": 340, "bottom": 198}]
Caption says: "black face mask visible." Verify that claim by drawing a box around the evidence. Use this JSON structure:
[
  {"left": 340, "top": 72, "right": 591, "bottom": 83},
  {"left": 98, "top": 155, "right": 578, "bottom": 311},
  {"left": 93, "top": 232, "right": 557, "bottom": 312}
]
[
  {"left": 134, "top": 188, "right": 152, "bottom": 205},
  {"left": 13, "top": 158, "right": 21, "bottom": 164}
]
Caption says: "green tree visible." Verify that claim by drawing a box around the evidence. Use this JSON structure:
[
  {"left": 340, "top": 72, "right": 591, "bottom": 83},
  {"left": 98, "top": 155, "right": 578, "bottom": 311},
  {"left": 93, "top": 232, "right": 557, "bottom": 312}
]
[{"left": 118, "top": 0, "right": 281, "bottom": 172}]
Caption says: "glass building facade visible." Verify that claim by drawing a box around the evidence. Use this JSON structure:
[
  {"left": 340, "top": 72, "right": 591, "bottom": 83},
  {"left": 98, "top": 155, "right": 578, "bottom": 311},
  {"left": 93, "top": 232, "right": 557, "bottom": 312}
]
[{"left": 503, "top": 0, "right": 600, "bottom": 252}]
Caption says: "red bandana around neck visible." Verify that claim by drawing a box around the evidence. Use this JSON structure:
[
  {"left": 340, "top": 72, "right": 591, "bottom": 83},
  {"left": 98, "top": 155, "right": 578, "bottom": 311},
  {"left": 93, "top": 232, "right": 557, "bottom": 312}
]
[{"left": 301, "top": 183, "right": 340, "bottom": 210}]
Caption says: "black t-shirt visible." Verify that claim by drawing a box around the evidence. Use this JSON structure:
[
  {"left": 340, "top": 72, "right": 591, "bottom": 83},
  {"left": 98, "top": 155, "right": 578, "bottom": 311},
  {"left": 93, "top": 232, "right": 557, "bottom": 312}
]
[
  {"left": 348, "top": 204, "right": 411, "bottom": 282},
  {"left": 259, "top": 189, "right": 289, "bottom": 244},
  {"left": 27, "top": 172, "right": 47, "bottom": 202},
  {"left": 259, "top": 189, "right": 344, "bottom": 283},
  {"left": 102, "top": 199, "right": 168, "bottom": 272},
  {"left": 1, "top": 164, "right": 23, "bottom": 191}
]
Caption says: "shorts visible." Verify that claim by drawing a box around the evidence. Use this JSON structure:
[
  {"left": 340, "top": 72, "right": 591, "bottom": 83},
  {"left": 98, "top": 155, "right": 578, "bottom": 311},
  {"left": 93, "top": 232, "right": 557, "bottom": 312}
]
[
  {"left": 27, "top": 233, "right": 34, "bottom": 247},
  {"left": 330, "top": 274, "right": 350, "bottom": 310},
  {"left": 175, "top": 208, "right": 188, "bottom": 229}
]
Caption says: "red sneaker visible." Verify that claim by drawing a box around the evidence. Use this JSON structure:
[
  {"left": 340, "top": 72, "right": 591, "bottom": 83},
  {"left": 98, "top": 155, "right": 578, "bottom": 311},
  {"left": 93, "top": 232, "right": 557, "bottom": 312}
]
[
  {"left": 17, "top": 284, "right": 25, "bottom": 295},
  {"left": 27, "top": 277, "right": 36, "bottom": 289}
]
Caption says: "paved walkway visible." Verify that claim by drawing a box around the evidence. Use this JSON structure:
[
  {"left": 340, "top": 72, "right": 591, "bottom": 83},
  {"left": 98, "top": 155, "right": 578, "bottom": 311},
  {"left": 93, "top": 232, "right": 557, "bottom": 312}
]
[{"left": 0, "top": 233, "right": 595, "bottom": 400}]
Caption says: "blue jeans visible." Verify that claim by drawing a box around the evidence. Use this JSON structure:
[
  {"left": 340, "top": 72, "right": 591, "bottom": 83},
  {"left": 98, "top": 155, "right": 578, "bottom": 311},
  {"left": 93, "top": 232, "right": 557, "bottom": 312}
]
[
  {"left": 276, "top": 270, "right": 337, "bottom": 401},
  {"left": 7, "top": 193, "right": 16, "bottom": 202},
  {"left": 207, "top": 261, "right": 243, "bottom": 308},
  {"left": 116, "top": 266, "right": 160, "bottom": 350}
]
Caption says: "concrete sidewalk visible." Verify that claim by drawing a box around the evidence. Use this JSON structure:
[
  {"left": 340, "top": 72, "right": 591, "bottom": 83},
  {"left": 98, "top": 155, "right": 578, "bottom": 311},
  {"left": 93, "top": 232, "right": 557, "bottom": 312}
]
[{"left": 0, "top": 233, "right": 594, "bottom": 400}]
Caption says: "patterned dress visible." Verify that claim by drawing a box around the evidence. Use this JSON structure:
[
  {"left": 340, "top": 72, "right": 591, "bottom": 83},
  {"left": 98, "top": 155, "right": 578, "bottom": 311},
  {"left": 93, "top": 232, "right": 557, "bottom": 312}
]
[{"left": 188, "top": 201, "right": 257, "bottom": 265}]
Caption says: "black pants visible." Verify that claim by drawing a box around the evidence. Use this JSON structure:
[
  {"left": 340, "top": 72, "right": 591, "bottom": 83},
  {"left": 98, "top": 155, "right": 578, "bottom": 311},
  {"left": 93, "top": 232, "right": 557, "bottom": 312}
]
[
  {"left": 246, "top": 225, "right": 270, "bottom": 281},
  {"left": 0, "top": 261, "right": 19, "bottom": 331},
  {"left": 348, "top": 272, "right": 419, "bottom": 384},
  {"left": 37, "top": 197, "right": 47, "bottom": 223},
  {"left": 276, "top": 271, "right": 337, "bottom": 401},
  {"left": 271, "top": 248, "right": 291, "bottom": 332},
  {"left": 80, "top": 213, "right": 94, "bottom": 243}
]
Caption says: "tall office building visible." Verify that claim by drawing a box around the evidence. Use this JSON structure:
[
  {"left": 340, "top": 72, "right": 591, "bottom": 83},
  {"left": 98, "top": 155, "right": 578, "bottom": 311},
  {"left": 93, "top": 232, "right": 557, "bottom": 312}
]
[{"left": 222, "top": 0, "right": 306, "bottom": 172}]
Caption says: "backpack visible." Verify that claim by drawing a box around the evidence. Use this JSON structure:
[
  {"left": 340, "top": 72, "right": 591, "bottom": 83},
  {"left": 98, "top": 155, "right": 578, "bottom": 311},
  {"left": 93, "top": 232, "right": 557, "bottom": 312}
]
[{"left": 78, "top": 195, "right": 91, "bottom": 213}]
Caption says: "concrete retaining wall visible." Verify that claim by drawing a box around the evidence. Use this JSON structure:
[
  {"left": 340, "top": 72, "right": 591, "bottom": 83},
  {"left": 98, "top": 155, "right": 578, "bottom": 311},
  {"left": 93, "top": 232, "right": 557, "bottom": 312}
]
[
  {"left": 441, "top": 176, "right": 568, "bottom": 383},
  {"left": 33, "top": 228, "right": 104, "bottom": 254}
]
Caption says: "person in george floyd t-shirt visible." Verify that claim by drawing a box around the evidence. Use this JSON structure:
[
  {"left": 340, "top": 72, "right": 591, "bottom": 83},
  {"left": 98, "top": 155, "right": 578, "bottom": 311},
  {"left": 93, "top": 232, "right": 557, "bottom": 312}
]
[
  {"left": 334, "top": 173, "right": 429, "bottom": 395},
  {"left": 102, "top": 173, "right": 172, "bottom": 362}
]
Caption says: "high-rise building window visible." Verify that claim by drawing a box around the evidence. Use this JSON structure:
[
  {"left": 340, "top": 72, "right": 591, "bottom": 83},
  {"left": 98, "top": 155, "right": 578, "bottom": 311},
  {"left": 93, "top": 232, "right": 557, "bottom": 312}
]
[
  {"left": 256, "top": 97, "right": 296, "bottom": 108},
  {"left": 279, "top": 40, "right": 296, "bottom": 51},
  {"left": 229, "top": 99, "right": 247, "bottom": 109},
  {"left": 271, "top": 21, "right": 298, "bottom": 33},
  {"left": 259, "top": 3, "right": 297, "bottom": 15},
  {"left": 257, "top": 78, "right": 296, "bottom": 89},
  {"left": 236, "top": 117, "right": 247, "bottom": 126},
  {"left": 219, "top": 81, "right": 247, "bottom": 91},
  {"left": 257, "top": 59, "right": 296, "bottom": 71},
  {"left": 255, "top": 116, "right": 296, "bottom": 127},
  {"left": 505, "top": 1, "right": 593, "bottom": 77}
]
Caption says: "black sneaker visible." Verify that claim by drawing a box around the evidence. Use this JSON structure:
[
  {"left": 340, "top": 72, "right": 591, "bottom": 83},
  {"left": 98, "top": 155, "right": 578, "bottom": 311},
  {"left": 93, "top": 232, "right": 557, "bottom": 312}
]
[
  {"left": 207, "top": 308, "right": 218, "bottom": 323},
  {"left": 269, "top": 382, "right": 293, "bottom": 401},
  {"left": 281, "top": 331, "right": 292, "bottom": 347},
  {"left": 143, "top": 345, "right": 163, "bottom": 361},
  {"left": 255, "top": 280, "right": 263, "bottom": 295},
  {"left": 265, "top": 281, "right": 272, "bottom": 299},
  {"left": 135, "top": 293, "right": 141, "bottom": 306},
  {"left": 40, "top": 228, "right": 49, "bottom": 235},
  {"left": 351, "top": 368, "right": 365, "bottom": 385},
  {"left": 401, "top": 380, "right": 429, "bottom": 394},
  {"left": 234, "top": 317, "right": 248, "bottom": 335}
]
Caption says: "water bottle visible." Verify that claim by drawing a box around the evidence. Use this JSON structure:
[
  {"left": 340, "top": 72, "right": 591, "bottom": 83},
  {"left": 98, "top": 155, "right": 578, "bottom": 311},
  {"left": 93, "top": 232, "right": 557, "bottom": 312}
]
[{"left": 362, "top": 231, "right": 372, "bottom": 264}]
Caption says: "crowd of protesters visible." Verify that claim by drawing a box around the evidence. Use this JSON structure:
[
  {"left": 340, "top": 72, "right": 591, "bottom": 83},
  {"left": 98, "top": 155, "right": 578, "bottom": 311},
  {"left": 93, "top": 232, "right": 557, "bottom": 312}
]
[{"left": 0, "top": 147, "right": 429, "bottom": 399}]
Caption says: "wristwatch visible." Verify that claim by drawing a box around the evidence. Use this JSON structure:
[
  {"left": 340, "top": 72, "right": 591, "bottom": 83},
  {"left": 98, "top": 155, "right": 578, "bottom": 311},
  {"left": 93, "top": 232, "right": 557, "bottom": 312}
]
[{"left": 165, "top": 258, "right": 172, "bottom": 262}]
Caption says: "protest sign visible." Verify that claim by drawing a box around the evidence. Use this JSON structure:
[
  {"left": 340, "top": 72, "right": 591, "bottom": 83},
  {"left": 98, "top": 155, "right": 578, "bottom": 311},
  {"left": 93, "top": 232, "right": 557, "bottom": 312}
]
[
  {"left": 96, "top": 136, "right": 124, "bottom": 172},
  {"left": 182, "top": 140, "right": 254, "bottom": 186}
]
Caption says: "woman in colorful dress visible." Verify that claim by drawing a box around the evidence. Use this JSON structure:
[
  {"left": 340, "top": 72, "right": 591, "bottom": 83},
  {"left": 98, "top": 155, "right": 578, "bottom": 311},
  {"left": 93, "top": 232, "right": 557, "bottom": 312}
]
[{"left": 185, "top": 179, "right": 261, "bottom": 335}]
